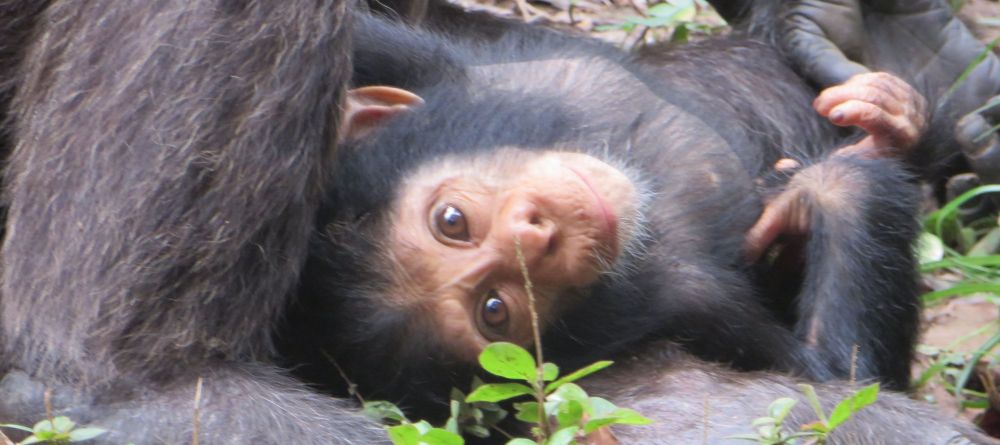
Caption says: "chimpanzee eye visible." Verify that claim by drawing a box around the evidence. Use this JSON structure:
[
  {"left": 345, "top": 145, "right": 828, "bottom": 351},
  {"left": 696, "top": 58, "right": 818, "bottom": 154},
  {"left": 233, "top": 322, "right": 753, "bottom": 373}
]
[
  {"left": 433, "top": 203, "right": 470, "bottom": 242},
  {"left": 477, "top": 289, "right": 510, "bottom": 340}
]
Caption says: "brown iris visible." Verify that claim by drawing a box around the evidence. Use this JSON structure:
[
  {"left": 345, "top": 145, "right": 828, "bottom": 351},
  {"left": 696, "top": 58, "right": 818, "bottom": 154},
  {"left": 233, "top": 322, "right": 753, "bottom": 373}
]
[{"left": 434, "top": 203, "right": 470, "bottom": 242}]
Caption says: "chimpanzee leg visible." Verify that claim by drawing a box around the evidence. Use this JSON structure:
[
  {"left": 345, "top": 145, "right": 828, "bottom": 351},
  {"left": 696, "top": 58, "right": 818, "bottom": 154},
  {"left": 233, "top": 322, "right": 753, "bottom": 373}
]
[{"left": 760, "top": 156, "right": 921, "bottom": 389}]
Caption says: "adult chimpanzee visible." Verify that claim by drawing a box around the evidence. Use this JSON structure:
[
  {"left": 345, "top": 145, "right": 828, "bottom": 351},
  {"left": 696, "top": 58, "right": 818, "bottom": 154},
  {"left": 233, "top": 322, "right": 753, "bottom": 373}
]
[
  {"left": 0, "top": 1, "right": 388, "bottom": 443},
  {"left": 284, "top": 4, "right": 927, "bottom": 408}
]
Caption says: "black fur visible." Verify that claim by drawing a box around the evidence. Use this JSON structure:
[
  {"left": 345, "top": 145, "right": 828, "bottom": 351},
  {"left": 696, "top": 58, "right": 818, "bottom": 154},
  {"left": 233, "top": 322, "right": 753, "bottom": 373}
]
[{"left": 0, "top": 1, "right": 388, "bottom": 443}]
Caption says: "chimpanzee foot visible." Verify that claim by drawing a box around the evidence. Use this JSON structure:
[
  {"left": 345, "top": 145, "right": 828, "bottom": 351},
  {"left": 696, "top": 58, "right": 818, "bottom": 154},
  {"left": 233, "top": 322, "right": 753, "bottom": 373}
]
[
  {"left": 957, "top": 100, "right": 1000, "bottom": 187},
  {"left": 814, "top": 72, "right": 928, "bottom": 159}
]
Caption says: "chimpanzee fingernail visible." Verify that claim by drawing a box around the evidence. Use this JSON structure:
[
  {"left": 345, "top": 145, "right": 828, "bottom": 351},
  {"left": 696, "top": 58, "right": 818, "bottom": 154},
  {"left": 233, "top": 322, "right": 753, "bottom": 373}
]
[{"left": 831, "top": 110, "right": 845, "bottom": 123}]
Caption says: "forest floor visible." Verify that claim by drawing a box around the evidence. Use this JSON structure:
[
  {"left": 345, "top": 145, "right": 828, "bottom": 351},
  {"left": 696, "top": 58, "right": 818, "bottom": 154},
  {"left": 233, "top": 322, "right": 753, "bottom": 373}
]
[{"left": 460, "top": 0, "right": 1000, "bottom": 430}]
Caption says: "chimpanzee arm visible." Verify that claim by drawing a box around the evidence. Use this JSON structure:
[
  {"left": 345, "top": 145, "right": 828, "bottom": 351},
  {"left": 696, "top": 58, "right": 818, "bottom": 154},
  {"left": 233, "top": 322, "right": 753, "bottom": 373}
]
[
  {"left": 0, "top": 1, "right": 386, "bottom": 442},
  {"left": 756, "top": 156, "right": 922, "bottom": 389}
]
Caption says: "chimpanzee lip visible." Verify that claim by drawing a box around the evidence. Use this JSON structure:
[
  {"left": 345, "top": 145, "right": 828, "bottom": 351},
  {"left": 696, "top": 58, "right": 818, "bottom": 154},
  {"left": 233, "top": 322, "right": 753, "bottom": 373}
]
[{"left": 564, "top": 165, "right": 619, "bottom": 255}]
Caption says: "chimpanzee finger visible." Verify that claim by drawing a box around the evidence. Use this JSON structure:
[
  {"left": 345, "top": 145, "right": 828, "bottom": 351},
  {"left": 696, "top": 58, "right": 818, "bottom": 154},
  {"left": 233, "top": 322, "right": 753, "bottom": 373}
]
[
  {"left": 744, "top": 189, "right": 809, "bottom": 263},
  {"left": 957, "top": 107, "right": 1000, "bottom": 185},
  {"left": 813, "top": 73, "right": 916, "bottom": 117},
  {"left": 828, "top": 99, "right": 921, "bottom": 150}
]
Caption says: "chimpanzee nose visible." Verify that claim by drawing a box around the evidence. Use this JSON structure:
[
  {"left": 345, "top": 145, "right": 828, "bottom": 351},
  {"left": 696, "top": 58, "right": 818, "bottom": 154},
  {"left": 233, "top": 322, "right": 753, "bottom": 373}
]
[{"left": 500, "top": 198, "right": 558, "bottom": 267}]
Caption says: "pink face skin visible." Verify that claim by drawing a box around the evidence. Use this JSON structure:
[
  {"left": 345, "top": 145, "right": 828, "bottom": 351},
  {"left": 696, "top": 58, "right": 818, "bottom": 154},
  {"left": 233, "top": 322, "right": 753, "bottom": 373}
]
[{"left": 386, "top": 149, "right": 639, "bottom": 361}]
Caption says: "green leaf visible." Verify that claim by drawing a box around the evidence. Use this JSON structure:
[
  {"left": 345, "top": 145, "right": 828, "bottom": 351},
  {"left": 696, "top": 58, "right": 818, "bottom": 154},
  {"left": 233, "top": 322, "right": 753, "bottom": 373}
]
[
  {"left": 0, "top": 424, "right": 34, "bottom": 433},
  {"left": 506, "top": 439, "right": 537, "bottom": 445},
  {"left": 51, "top": 416, "right": 75, "bottom": 433},
  {"left": 545, "top": 361, "right": 613, "bottom": 393},
  {"left": 555, "top": 400, "right": 584, "bottom": 429},
  {"left": 583, "top": 408, "right": 652, "bottom": 433},
  {"left": 828, "top": 383, "right": 879, "bottom": 429},
  {"left": 647, "top": 2, "right": 680, "bottom": 18},
  {"left": 32, "top": 419, "right": 53, "bottom": 433},
  {"left": 444, "top": 416, "right": 459, "bottom": 435},
  {"left": 920, "top": 255, "right": 1000, "bottom": 272},
  {"left": 767, "top": 397, "right": 798, "bottom": 423},
  {"left": 364, "top": 400, "right": 409, "bottom": 424},
  {"left": 628, "top": 16, "right": 674, "bottom": 28},
  {"left": 68, "top": 427, "right": 108, "bottom": 442},
  {"left": 546, "top": 426, "right": 579, "bottom": 445},
  {"left": 464, "top": 425, "right": 491, "bottom": 439},
  {"left": 589, "top": 397, "right": 617, "bottom": 418},
  {"left": 969, "top": 227, "right": 1000, "bottom": 257},
  {"left": 20, "top": 435, "right": 43, "bottom": 445},
  {"left": 479, "top": 342, "right": 537, "bottom": 381},
  {"left": 922, "top": 282, "right": 1000, "bottom": 304},
  {"left": 542, "top": 363, "right": 559, "bottom": 381},
  {"left": 413, "top": 421, "right": 434, "bottom": 435},
  {"left": 514, "top": 402, "right": 541, "bottom": 423},
  {"left": 388, "top": 424, "right": 421, "bottom": 445},
  {"left": 422, "top": 428, "right": 464, "bottom": 445},
  {"left": 917, "top": 232, "right": 945, "bottom": 264},
  {"left": 797, "top": 384, "right": 829, "bottom": 425},
  {"left": 549, "top": 383, "right": 589, "bottom": 407},
  {"left": 466, "top": 383, "right": 534, "bottom": 403},
  {"left": 670, "top": 24, "right": 690, "bottom": 43},
  {"left": 801, "top": 420, "right": 830, "bottom": 434}
]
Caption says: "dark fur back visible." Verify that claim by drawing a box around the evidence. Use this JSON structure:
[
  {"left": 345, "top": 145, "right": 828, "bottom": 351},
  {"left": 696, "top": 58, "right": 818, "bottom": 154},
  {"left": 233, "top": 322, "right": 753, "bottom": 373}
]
[{"left": 2, "top": 0, "right": 350, "bottom": 386}]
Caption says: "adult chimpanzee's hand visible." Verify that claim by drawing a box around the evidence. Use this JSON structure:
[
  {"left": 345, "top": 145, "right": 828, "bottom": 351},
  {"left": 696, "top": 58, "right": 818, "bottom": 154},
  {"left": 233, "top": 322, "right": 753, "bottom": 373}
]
[
  {"left": 780, "top": 0, "right": 1000, "bottom": 178},
  {"left": 957, "top": 97, "right": 1000, "bottom": 185},
  {"left": 779, "top": 0, "right": 867, "bottom": 88}
]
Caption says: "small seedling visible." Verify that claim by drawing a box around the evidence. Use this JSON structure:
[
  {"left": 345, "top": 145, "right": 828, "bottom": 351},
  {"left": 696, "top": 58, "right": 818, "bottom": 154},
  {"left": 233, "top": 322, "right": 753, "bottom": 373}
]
[
  {"left": 466, "top": 342, "right": 651, "bottom": 445},
  {"left": 0, "top": 417, "right": 106, "bottom": 445},
  {"left": 595, "top": 0, "right": 722, "bottom": 43},
  {"left": 730, "top": 383, "right": 879, "bottom": 445}
]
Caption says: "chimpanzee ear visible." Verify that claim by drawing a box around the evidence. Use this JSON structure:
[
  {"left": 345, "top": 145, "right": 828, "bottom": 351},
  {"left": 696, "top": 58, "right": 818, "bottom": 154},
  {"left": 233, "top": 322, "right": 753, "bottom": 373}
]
[{"left": 339, "top": 86, "right": 424, "bottom": 142}]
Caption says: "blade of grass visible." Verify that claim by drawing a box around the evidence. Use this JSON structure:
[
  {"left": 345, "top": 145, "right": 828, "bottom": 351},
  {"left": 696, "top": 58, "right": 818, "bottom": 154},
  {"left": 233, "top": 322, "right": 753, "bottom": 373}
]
[{"left": 922, "top": 282, "right": 1000, "bottom": 304}]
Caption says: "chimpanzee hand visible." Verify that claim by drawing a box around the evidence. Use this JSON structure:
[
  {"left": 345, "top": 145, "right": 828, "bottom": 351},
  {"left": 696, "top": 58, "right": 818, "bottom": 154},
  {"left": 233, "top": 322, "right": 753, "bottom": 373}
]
[
  {"left": 780, "top": 0, "right": 1000, "bottom": 177},
  {"left": 814, "top": 72, "right": 927, "bottom": 159},
  {"left": 956, "top": 96, "right": 1000, "bottom": 185},
  {"left": 746, "top": 70, "right": 926, "bottom": 262}
]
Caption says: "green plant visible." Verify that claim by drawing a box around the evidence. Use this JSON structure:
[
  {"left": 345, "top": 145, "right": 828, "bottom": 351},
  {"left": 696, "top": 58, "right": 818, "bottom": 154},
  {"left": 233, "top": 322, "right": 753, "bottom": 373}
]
[
  {"left": 730, "top": 383, "right": 879, "bottom": 445},
  {"left": 0, "top": 417, "right": 106, "bottom": 445},
  {"left": 917, "top": 186, "right": 1000, "bottom": 406},
  {"left": 595, "top": 0, "right": 722, "bottom": 43},
  {"left": 466, "top": 342, "right": 651, "bottom": 445}
]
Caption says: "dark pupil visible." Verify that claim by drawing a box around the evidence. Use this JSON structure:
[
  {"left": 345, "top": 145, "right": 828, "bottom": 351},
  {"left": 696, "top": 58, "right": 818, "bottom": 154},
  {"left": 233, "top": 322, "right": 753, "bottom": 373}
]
[{"left": 437, "top": 204, "right": 469, "bottom": 240}]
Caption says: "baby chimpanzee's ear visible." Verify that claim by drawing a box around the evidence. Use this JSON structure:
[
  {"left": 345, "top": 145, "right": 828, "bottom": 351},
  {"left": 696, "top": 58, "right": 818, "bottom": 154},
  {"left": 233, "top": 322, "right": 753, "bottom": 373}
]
[{"left": 339, "top": 85, "right": 424, "bottom": 142}]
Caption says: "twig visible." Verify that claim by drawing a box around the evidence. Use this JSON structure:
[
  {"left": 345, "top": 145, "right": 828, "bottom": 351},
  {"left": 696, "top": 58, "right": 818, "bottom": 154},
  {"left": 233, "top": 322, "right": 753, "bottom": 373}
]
[
  {"left": 44, "top": 389, "right": 54, "bottom": 427},
  {"left": 849, "top": 344, "right": 859, "bottom": 387},
  {"left": 192, "top": 377, "right": 203, "bottom": 445},
  {"left": 702, "top": 396, "right": 710, "bottom": 445},
  {"left": 324, "top": 351, "right": 365, "bottom": 404},
  {"left": 515, "top": 237, "right": 550, "bottom": 440}
]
